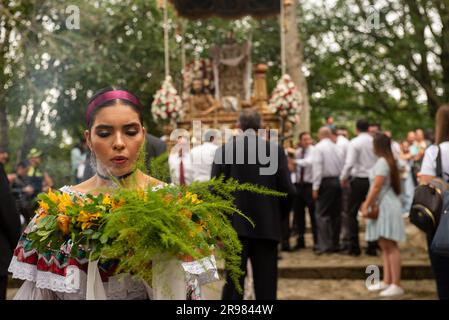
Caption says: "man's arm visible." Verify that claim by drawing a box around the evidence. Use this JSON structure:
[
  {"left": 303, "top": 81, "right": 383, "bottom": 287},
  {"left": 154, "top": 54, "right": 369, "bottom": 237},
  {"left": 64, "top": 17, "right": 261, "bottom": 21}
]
[
  {"left": 340, "top": 141, "right": 356, "bottom": 181},
  {"left": 312, "top": 147, "right": 323, "bottom": 192},
  {"left": 294, "top": 148, "right": 314, "bottom": 168}
]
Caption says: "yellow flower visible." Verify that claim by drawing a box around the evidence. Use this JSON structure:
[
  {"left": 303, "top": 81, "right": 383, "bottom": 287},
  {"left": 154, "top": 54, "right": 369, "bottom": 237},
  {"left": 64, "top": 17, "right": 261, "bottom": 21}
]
[
  {"left": 185, "top": 192, "right": 203, "bottom": 204},
  {"left": 57, "top": 193, "right": 73, "bottom": 213},
  {"left": 77, "top": 210, "right": 103, "bottom": 231},
  {"left": 47, "top": 188, "right": 59, "bottom": 203},
  {"left": 190, "top": 193, "right": 203, "bottom": 204},
  {"left": 137, "top": 189, "right": 146, "bottom": 201},
  {"left": 102, "top": 195, "right": 112, "bottom": 206},
  {"left": 57, "top": 214, "right": 71, "bottom": 235},
  {"left": 38, "top": 200, "right": 50, "bottom": 213}
]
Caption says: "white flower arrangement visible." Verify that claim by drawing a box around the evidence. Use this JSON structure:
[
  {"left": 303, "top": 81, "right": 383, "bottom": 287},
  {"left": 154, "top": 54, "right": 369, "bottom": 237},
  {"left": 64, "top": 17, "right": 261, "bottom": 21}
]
[
  {"left": 151, "top": 76, "right": 183, "bottom": 123},
  {"left": 268, "top": 74, "right": 302, "bottom": 120}
]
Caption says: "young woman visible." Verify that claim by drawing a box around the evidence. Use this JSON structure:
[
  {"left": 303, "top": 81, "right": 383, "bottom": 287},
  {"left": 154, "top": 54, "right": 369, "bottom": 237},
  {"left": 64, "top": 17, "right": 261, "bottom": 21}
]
[
  {"left": 8, "top": 87, "right": 211, "bottom": 300},
  {"left": 360, "top": 133, "right": 406, "bottom": 297},
  {"left": 419, "top": 104, "right": 449, "bottom": 300}
]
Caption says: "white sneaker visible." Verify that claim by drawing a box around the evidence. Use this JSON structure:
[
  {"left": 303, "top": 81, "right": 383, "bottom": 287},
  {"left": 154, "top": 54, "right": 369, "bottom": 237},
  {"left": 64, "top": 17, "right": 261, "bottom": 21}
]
[
  {"left": 379, "top": 284, "right": 404, "bottom": 297},
  {"left": 367, "top": 281, "right": 389, "bottom": 292}
]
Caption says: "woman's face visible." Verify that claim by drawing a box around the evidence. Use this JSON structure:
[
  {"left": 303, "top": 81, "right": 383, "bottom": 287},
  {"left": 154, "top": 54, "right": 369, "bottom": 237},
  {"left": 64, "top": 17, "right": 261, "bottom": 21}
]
[{"left": 85, "top": 104, "right": 145, "bottom": 177}]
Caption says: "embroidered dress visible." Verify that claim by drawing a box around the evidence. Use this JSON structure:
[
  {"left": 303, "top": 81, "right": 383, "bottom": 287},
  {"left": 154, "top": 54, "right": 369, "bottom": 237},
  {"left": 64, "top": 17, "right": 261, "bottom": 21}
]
[{"left": 8, "top": 185, "right": 218, "bottom": 300}]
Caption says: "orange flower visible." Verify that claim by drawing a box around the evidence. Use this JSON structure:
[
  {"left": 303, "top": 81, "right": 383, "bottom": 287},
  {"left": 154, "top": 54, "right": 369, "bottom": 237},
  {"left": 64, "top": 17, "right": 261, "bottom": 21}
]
[
  {"left": 180, "top": 208, "right": 192, "bottom": 219},
  {"left": 111, "top": 198, "right": 125, "bottom": 210},
  {"left": 36, "top": 209, "right": 48, "bottom": 223},
  {"left": 35, "top": 201, "right": 50, "bottom": 222},
  {"left": 57, "top": 214, "right": 70, "bottom": 235},
  {"left": 162, "top": 194, "right": 174, "bottom": 205}
]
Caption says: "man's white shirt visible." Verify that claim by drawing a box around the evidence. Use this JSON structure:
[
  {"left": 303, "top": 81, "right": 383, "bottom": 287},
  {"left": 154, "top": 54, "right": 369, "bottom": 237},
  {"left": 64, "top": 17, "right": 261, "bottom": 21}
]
[
  {"left": 340, "top": 132, "right": 377, "bottom": 180},
  {"left": 190, "top": 142, "right": 219, "bottom": 182},
  {"left": 312, "top": 138, "right": 344, "bottom": 191}
]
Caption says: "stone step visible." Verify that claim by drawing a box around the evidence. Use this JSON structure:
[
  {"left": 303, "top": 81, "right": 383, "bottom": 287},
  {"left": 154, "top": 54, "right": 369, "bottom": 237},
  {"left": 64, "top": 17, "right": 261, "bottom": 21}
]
[
  {"left": 276, "top": 279, "right": 437, "bottom": 300},
  {"left": 277, "top": 262, "right": 433, "bottom": 280}
]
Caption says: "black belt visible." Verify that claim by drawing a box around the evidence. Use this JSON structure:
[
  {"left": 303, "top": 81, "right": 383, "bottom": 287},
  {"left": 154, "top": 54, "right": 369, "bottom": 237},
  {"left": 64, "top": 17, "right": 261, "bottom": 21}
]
[
  {"left": 295, "top": 182, "right": 312, "bottom": 186},
  {"left": 322, "top": 177, "right": 339, "bottom": 180}
]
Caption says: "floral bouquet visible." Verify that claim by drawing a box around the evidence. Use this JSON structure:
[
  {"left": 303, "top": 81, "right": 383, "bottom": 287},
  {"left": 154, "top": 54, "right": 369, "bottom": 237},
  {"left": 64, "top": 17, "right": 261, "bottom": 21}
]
[
  {"left": 151, "top": 76, "right": 183, "bottom": 123},
  {"left": 268, "top": 74, "right": 302, "bottom": 120},
  {"left": 28, "top": 176, "right": 286, "bottom": 291}
]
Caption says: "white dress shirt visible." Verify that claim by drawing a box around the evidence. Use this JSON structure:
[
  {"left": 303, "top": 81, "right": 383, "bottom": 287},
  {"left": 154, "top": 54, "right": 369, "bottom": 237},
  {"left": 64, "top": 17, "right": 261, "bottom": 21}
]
[
  {"left": 190, "top": 142, "right": 219, "bottom": 182},
  {"left": 420, "top": 142, "right": 449, "bottom": 181},
  {"left": 340, "top": 132, "right": 377, "bottom": 180},
  {"left": 169, "top": 151, "right": 193, "bottom": 185},
  {"left": 293, "top": 145, "right": 314, "bottom": 184},
  {"left": 336, "top": 135, "right": 350, "bottom": 161},
  {"left": 312, "top": 138, "right": 344, "bottom": 191}
]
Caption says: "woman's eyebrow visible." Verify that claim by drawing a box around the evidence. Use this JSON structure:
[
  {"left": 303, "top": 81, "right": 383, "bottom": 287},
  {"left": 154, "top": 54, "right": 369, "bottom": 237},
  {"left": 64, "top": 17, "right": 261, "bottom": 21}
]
[
  {"left": 123, "top": 122, "right": 141, "bottom": 129},
  {"left": 94, "top": 122, "right": 140, "bottom": 130},
  {"left": 94, "top": 124, "right": 113, "bottom": 130}
]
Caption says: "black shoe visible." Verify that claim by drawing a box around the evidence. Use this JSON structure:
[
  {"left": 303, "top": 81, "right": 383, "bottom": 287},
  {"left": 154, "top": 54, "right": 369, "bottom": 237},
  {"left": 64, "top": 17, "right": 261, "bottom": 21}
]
[
  {"left": 297, "top": 237, "right": 306, "bottom": 249},
  {"left": 365, "top": 247, "right": 377, "bottom": 256},
  {"left": 348, "top": 248, "right": 361, "bottom": 256},
  {"left": 314, "top": 249, "right": 333, "bottom": 255},
  {"left": 340, "top": 247, "right": 361, "bottom": 256}
]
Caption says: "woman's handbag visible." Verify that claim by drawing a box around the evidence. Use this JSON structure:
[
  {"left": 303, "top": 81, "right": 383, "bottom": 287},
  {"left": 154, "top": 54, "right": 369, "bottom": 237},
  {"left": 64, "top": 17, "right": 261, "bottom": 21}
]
[
  {"left": 365, "top": 203, "right": 380, "bottom": 220},
  {"left": 430, "top": 190, "right": 449, "bottom": 257}
]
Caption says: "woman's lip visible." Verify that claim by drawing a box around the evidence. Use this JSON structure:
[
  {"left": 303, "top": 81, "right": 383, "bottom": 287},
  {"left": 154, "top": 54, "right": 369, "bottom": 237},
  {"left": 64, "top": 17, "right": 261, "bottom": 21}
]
[{"left": 111, "top": 158, "right": 128, "bottom": 164}]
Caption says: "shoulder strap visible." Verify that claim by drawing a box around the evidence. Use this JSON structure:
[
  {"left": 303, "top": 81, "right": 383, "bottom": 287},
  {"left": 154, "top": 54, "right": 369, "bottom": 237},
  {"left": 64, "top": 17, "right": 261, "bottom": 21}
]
[{"left": 436, "top": 145, "right": 443, "bottom": 178}]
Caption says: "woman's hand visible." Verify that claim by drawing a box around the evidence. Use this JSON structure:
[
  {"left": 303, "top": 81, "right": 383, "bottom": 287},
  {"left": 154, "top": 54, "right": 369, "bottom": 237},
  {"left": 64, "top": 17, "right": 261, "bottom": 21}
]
[{"left": 360, "top": 201, "right": 369, "bottom": 218}]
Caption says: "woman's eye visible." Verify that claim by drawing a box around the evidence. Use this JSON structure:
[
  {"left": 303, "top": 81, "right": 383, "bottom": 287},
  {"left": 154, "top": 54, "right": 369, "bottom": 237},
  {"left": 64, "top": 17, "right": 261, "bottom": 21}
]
[
  {"left": 126, "top": 130, "right": 138, "bottom": 136},
  {"left": 97, "top": 131, "right": 110, "bottom": 138}
]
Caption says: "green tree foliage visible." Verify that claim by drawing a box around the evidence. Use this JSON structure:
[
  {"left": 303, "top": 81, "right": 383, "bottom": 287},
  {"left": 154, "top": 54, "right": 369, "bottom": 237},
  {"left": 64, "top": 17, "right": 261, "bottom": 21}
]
[{"left": 2, "top": 0, "right": 446, "bottom": 181}]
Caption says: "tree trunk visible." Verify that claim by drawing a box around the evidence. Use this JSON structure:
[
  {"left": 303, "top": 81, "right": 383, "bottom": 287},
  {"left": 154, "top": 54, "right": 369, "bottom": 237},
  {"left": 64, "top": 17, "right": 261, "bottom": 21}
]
[{"left": 284, "top": 0, "right": 310, "bottom": 136}]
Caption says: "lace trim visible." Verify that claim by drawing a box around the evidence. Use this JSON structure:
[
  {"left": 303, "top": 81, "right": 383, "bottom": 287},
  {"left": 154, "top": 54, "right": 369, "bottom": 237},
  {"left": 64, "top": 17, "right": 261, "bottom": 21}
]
[
  {"left": 9, "top": 257, "right": 148, "bottom": 298},
  {"left": 9, "top": 256, "right": 83, "bottom": 293}
]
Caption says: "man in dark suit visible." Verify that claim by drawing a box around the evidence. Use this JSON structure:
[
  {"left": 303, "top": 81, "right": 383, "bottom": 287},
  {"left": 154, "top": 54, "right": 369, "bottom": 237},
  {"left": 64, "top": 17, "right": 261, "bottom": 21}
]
[
  {"left": 145, "top": 133, "right": 167, "bottom": 169},
  {"left": 211, "top": 109, "right": 295, "bottom": 300},
  {"left": 0, "top": 148, "right": 21, "bottom": 300}
]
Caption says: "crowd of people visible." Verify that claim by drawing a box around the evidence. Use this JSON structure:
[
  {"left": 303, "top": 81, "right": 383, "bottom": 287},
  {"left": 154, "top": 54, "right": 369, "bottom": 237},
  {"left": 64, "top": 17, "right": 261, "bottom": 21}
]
[
  {"left": 165, "top": 111, "right": 448, "bottom": 299},
  {"left": 1, "top": 89, "right": 449, "bottom": 300}
]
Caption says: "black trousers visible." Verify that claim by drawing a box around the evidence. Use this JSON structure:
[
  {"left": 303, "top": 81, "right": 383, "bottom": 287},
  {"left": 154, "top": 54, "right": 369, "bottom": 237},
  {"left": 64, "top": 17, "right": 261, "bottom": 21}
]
[
  {"left": 427, "top": 233, "right": 449, "bottom": 299},
  {"left": 347, "top": 177, "right": 370, "bottom": 251},
  {"left": 293, "top": 183, "right": 317, "bottom": 245},
  {"left": 0, "top": 275, "right": 7, "bottom": 300},
  {"left": 339, "top": 185, "right": 351, "bottom": 249},
  {"left": 315, "top": 178, "right": 341, "bottom": 252},
  {"left": 222, "top": 237, "right": 278, "bottom": 300}
]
